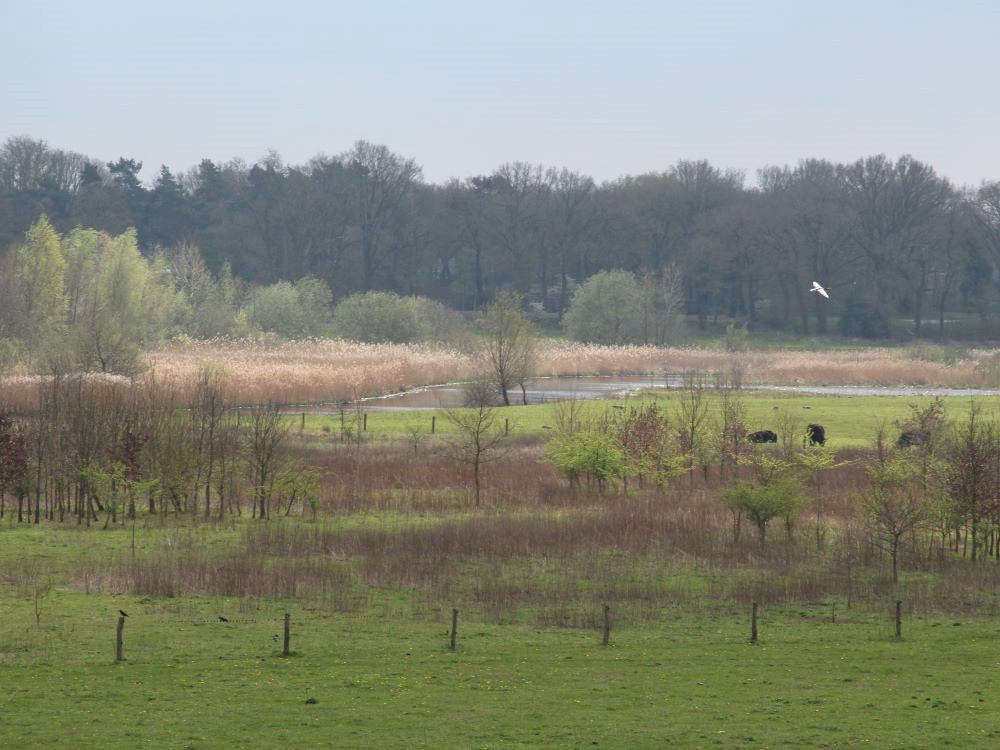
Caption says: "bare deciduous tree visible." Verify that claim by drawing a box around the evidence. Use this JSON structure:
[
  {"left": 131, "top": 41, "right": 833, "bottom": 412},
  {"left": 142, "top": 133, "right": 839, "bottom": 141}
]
[
  {"left": 480, "top": 290, "right": 536, "bottom": 406},
  {"left": 247, "top": 403, "right": 288, "bottom": 520},
  {"left": 442, "top": 380, "right": 507, "bottom": 507},
  {"left": 860, "top": 432, "right": 934, "bottom": 583}
]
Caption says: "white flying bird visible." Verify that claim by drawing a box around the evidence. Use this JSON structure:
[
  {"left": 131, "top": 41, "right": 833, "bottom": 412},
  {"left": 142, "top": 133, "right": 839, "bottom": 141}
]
[{"left": 809, "top": 281, "right": 829, "bottom": 299}]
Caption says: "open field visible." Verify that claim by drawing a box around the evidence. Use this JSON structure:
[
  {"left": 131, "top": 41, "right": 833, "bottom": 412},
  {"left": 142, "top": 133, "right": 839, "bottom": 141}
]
[
  {"left": 7, "top": 344, "right": 1000, "bottom": 747},
  {"left": 4, "top": 515, "right": 1000, "bottom": 749},
  {"left": 4, "top": 584, "right": 999, "bottom": 748},
  {"left": 5, "top": 418, "right": 1000, "bottom": 748},
  {"left": 295, "top": 390, "right": 1000, "bottom": 449}
]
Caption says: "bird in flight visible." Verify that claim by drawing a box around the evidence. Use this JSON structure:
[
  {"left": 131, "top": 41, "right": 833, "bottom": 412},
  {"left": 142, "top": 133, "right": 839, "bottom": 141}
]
[
  {"left": 218, "top": 616, "right": 229, "bottom": 622},
  {"left": 119, "top": 610, "right": 129, "bottom": 618},
  {"left": 809, "top": 281, "right": 830, "bottom": 299}
]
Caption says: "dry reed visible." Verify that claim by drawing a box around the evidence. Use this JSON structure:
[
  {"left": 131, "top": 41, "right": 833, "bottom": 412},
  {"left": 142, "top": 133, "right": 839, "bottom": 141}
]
[{"left": 6, "top": 339, "right": 1000, "bottom": 410}]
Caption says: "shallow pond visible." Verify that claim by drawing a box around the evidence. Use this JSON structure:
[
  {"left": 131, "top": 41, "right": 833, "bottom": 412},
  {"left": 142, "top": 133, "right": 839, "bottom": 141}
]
[{"left": 355, "top": 376, "right": 1000, "bottom": 412}]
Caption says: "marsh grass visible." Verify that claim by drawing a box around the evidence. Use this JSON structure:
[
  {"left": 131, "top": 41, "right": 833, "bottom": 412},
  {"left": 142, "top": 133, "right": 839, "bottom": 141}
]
[{"left": 8, "top": 338, "right": 1000, "bottom": 411}]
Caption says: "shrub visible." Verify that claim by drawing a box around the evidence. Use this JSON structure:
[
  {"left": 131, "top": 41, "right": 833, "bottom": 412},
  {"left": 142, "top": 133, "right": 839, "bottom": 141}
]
[
  {"left": 563, "top": 271, "right": 644, "bottom": 345},
  {"left": 544, "top": 430, "right": 623, "bottom": 492},
  {"left": 0, "top": 338, "right": 27, "bottom": 372},
  {"left": 333, "top": 292, "right": 420, "bottom": 343},
  {"left": 724, "top": 323, "right": 748, "bottom": 353},
  {"left": 721, "top": 477, "right": 803, "bottom": 545},
  {"left": 246, "top": 276, "right": 332, "bottom": 338},
  {"left": 839, "top": 293, "right": 889, "bottom": 339},
  {"left": 333, "top": 292, "right": 467, "bottom": 344}
]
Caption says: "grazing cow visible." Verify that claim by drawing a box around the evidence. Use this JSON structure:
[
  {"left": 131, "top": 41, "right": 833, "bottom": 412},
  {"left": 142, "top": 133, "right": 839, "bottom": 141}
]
[
  {"left": 748, "top": 429, "right": 778, "bottom": 444},
  {"left": 806, "top": 423, "right": 826, "bottom": 446},
  {"left": 897, "top": 429, "right": 931, "bottom": 448}
]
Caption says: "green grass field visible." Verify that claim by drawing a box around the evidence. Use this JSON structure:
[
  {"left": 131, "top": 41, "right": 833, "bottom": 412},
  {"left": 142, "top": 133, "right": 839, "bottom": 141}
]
[
  {"left": 295, "top": 390, "right": 999, "bottom": 448},
  {"left": 8, "top": 389, "right": 1000, "bottom": 748},
  {"left": 3, "top": 520, "right": 1000, "bottom": 749}
]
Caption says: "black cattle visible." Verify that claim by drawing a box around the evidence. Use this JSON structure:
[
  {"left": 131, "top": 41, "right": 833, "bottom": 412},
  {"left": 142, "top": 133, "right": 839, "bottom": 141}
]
[
  {"left": 748, "top": 429, "right": 778, "bottom": 444},
  {"left": 897, "top": 429, "right": 931, "bottom": 448},
  {"left": 806, "top": 423, "right": 826, "bottom": 446}
]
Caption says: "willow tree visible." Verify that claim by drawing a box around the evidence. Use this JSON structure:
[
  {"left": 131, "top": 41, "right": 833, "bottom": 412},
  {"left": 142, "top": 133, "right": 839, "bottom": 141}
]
[
  {"left": 66, "top": 228, "right": 185, "bottom": 374},
  {"left": 11, "top": 216, "right": 66, "bottom": 341}
]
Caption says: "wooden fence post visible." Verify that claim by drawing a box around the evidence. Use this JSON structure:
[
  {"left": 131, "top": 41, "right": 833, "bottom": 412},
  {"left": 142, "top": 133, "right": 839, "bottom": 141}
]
[
  {"left": 751, "top": 602, "right": 758, "bottom": 643},
  {"left": 301, "top": 412, "right": 305, "bottom": 432},
  {"left": 504, "top": 418, "right": 509, "bottom": 436},
  {"left": 895, "top": 600, "right": 902, "bottom": 639},
  {"left": 450, "top": 608, "right": 458, "bottom": 651},
  {"left": 116, "top": 616, "right": 125, "bottom": 662},
  {"left": 283, "top": 612, "right": 291, "bottom": 656},
  {"left": 602, "top": 603, "right": 611, "bottom": 646},
  {"left": 431, "top": 416, "right": 436, "bottom": 434},
  {"left": 363, "top": 413, "right": 367, "bottom": 432}
]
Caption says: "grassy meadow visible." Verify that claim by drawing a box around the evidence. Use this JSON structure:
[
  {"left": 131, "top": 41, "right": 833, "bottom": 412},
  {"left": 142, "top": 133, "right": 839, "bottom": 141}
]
[
  {"left": 7, "top": 344, "right": 1000, "bottom": 747},
  {"left": 4, "top": 571, "right": 1000, "bottom": 749},
  {"left": 298, "top": 389, "right": 1000, "bottom": 449},
  {"left": 5, "top": 502, "right": 1000, "bottom": 749}
]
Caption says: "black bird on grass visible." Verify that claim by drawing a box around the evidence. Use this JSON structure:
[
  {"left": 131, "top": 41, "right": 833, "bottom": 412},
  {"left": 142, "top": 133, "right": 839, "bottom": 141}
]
[
  {"left": 218, "top": 616, "right": 229, "bottom": 622},
  {"left": 272, "top": 634, "right": 279, "bottom": 643},
  {"left": 119, "top": 610, "right": 129, "bottom": 618}
]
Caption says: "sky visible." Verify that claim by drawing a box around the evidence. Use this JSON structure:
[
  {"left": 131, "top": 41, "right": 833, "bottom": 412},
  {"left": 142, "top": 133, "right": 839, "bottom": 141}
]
[{"left": 2, "top": 0, "right": 998, "bottom": 188}]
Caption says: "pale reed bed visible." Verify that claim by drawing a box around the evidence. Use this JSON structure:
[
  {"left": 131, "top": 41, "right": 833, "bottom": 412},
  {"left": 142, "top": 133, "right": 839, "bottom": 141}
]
[
  {"left": 3, "top": 339, "right": 999, "bottom": 409},
  {"left": 145, "top": 338, "right": 477, "bottom": 403},
  {"left": 534, "top": 344, "right": 992, "bottom": 387},
  {"left": 747, "top": 349, "right": 987, "bottom": 387}
]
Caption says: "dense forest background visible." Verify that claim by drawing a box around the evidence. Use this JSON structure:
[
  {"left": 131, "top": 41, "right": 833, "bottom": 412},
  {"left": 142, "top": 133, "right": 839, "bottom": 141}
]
[{"left": 3, "top": 134, "right": 1000, "bottom": 348}]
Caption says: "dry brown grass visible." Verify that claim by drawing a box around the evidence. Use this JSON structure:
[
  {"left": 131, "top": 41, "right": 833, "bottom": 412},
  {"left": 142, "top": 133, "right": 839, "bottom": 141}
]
[
  {"left": 537, "top": 343, "right": 998, "bottom": 387},
  {"left": 146, "top": 338, "right": 476, "bottom": 403},
  {"left": 149, "top": 340, "right": 1000, "bottom": 400}
]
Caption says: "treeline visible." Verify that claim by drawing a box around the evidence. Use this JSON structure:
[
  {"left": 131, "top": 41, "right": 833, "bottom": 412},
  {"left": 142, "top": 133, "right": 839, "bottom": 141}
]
[{"left": 3, "top": 135, "right": 1000, "bottom": 338}]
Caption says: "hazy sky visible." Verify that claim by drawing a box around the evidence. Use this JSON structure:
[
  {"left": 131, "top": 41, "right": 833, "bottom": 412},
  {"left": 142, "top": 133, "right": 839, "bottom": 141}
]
[{"left": 3, "top": 0, "right": 998, "bottom": 187}]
